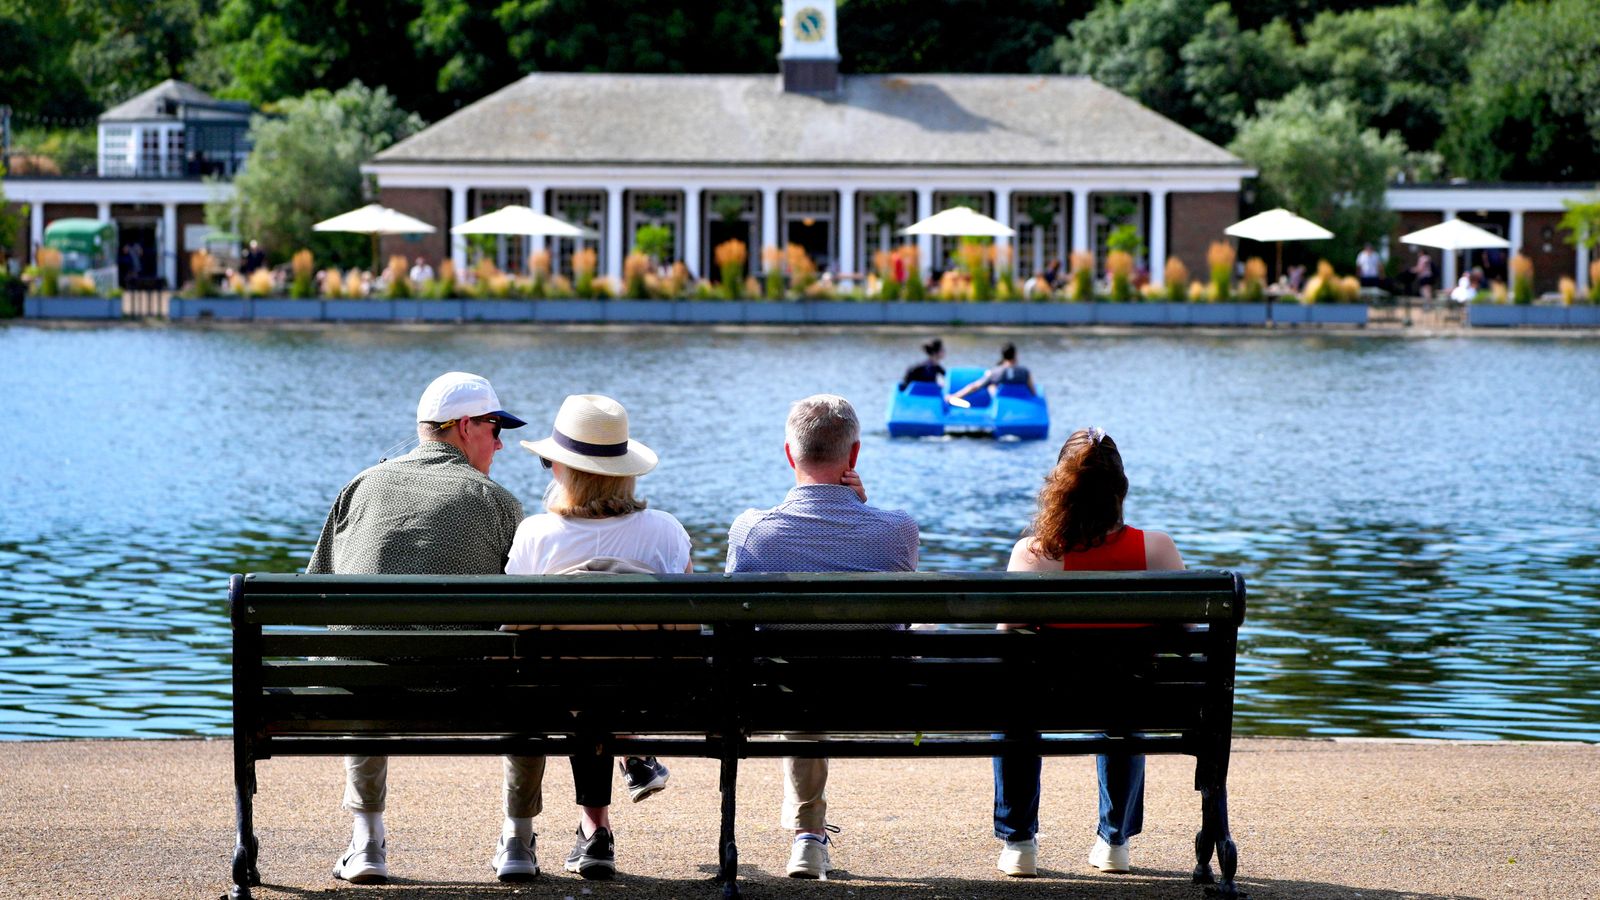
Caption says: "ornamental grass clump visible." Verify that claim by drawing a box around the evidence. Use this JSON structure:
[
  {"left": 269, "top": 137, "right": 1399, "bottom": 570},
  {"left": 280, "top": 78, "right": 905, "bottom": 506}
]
[
  {"left": 1510, "top": 253, "right": 1534, "bottom": 305},
  {"left": 528, "top": 249, "right": 551, "bottom": 298},
  {"left": 1558, "top": 277, "right": 1576, "bottom": 306},
  {"left": 623, "top": 252, "right": 651, "bottom": 299},
  {"left": 1300, "top": 262, "right": 1339, "bottom": 304},
  {"left": 666, "top": 262, "right": 689, "bottom": 298},
  {"left": 245, "top": 269, "right": 275, "bottom": 298},
  {"left": 1489, "top": 280, "right": 1508, "bottom": 304},
  {"left": 1068, "top": 250, "right": 1094, "bottom": 302},
  {"left": 786, "top": 244, "right": 817, "bottom": 295},
  {"left": 992, "top": 244, "right": 1015, "bottom": 301},
  {"left": 1590, "top": 261, "right": 1600, "bottom": 303},
  {"left": 714, "top": 240, "right": 747, "bottom": 299},
  {"left": 1164, "top": 257, "right": 1189, "bottom": 303},
  {"left": 431, "top": 259, "right": 458, "bottom": 299},
  {"left": 290, "top": 249, "right": 314, "bottom": 298},
  {"left": 384, "top": 256, "right": 412, "bottom": 299},
  {"left": 1240, "top": 257, "right": 1267, "bottom": 303},
  {"left": 343, "top": 268, "right": 368, "bottom": 298},
  {"left": 1206, "top": 241, "right": 1235, "bottom": 302},
  {"left": 761, "top": 245, "right": 783, "bottom": 299},
  {"left": 36, "top": 247, "right": 62, "bottom": 296},
  {"left": 873, "top": 250, "right": 901, "bottom": 301},
  {"left": 322, "top": 269, "right": 344, "bottom": 299},
  {"left": 571, "top": 248, "right": 598, "bottom": 299},
  {"left": 187, "top": 250, "right": 218, "bottom": 298},
  {"left": 1106, "top": 250, "right": 1135, "bottom": 302},
  {"left": 957, "top": 240, "right": 991, "bottom": 302},
  {"left": 900, "top": 245, "right": 925, "bottom": 302}
]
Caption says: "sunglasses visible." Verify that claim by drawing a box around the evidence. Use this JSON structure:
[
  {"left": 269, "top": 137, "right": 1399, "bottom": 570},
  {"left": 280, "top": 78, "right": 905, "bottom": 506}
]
[
  {"left": 540, "top": 456, "right": 553, "bottom": 469},
  {"left": 438, "top": 416, "right": 502, "bottom": 439}
]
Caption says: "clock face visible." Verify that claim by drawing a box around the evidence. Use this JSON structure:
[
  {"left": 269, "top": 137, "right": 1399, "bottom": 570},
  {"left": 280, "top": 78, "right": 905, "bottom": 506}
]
[{"left": 794, "top": 7, "right": 826, "bottom": 42}]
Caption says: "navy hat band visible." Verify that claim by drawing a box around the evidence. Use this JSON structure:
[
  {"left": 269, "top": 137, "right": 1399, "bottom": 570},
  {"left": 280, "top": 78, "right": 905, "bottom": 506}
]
[{"left": 552, "top": 428, "right": 628, "bottom": 458}]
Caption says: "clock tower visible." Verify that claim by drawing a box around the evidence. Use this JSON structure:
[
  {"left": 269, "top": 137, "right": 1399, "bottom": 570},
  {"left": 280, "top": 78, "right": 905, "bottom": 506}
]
[{"left": 779, "top": 0, "right": 840, "bottom": 94}]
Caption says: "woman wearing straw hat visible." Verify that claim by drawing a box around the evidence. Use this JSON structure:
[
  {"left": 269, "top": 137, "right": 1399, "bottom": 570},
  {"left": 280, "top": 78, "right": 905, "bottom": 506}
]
[{"left": 496, "top": 394, "right": 692, "bottom": 883}]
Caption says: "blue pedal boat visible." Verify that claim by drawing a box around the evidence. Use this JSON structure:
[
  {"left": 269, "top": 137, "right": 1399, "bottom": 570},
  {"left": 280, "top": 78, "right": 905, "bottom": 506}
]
[{"left": 886, "top": 366, "right": 1050, "bottom": 440}]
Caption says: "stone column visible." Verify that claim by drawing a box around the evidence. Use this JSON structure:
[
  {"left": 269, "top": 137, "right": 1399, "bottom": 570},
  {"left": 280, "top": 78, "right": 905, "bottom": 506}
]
[
  {"left": 915, "top": 186, "right": 934, "bottom": 280},
  {"left": 993, "top": 187, "right": 1013, "bottom": 280},
  {"left": 527, "top": 185, "right": 546, "bottom": 263},
  {"left": 29, "top": 201, "right": 44, "bottom": 262},
  {"left": 161, "top": 202, "right": 178, "bottom": 288},
  {"left": 1149, "top": 189, "right": 1169, "bottom": 286},
  {"left": 449, "top": 185, "right": 468, "bottom": 272},
  {"left": 1508, "top": 209, "right": 1525, "bottom": 260},
  {"left": 606, "top": 185, "right": 625, "bottom": 280},
  {"left": 1441, "top": 209, "right": 1458, "bottom": 290},
  {"left": 761, "top": 186, "right": 780, "bottom": 261},
  {"left": 1576, "top": 234, "right": 1590, "bottom": 295},
  {"left": 96, "top": 201, "right": 111, "bottom": 222},
  {"left": 683, "top": 188, "right": 702, "bottom": 276},
  {"left": 1071, "top": 190, "right": 1091, "bottom": 254},
  {"left": 836, "top": 188, "right": 856, "bottom": 281}
]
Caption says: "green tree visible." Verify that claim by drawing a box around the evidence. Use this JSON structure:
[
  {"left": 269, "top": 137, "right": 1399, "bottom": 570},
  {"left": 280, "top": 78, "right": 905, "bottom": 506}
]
[
  {"left": 1179, "top": 4, "right": 1298, "bottom": 144},
  {"left": 67, "top": 0, "right": 206, "bottom": 108},
  {"left": 209, "top": 81, "right": 424, "bottom": 269},
  {"left": 1558, "top": 195, "right": 1600, "bottom": 254},
  {"left": 1229, "top": 87, "right": 1406, "bottom": 269},
  {"left": 0, "top": 3, "right": 95, "bottom": 119},
  {"left": 0, "top": 177, "right": 21, "bottom": 263},
  {"left": 1296, "top": 0, "right": 1488, "bottom": 155},
  {"left": 1048, "top": 0, "right": 1209, "bottom": 131},
  {"left": 839, "top": 0, "right": 1091, "bottom": 73},
  {"left": 1440, "top": 0, "right": 1600, "bottom": 180}
]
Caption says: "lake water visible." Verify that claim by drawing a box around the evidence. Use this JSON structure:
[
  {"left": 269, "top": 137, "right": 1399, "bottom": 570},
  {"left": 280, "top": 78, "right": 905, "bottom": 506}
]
[{"left": 2, "top": 323, "right": 1598, "bottom": 742}]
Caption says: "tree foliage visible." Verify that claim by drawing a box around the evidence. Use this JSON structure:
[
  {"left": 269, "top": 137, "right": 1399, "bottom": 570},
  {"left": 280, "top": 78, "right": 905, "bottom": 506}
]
[
  {"left": 839, "top": 0, "right": 1090, "bottom": 73},
  {"left": 0, "top": 3, "right": 96, "bottom": 119},
  {"left": 1440, "top": 0, "right": 1600, "bottom": 180},
  {"left": 1048, "top": 0, "right": 1208, "bottom": 132},
  {"left": 68, "top": 0, "right": 207, "bottom": 109},
  {"left": 209, "top": 81, "right": 424, "bottom": 268},
  {"left": 1229, "top": 87, "right": 1406, "bottom": 268},
  {"left": 1179, "top": 4, "right": 1297, "bottom": 144}
]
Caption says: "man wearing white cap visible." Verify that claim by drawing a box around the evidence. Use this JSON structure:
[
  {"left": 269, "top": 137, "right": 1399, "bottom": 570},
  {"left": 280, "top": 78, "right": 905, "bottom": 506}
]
[{"left": 307, "top": 371, "right": 527, "bottom": 885}]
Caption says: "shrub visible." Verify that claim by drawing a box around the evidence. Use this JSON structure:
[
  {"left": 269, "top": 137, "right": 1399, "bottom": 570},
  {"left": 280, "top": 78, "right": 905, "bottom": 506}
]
[
  {"left": 549, "top": 274, "right": 574, "bottom": 297},
  {"left": 1068, "top": 250, "right": 1094, "bottom": 302},
  {"left": 1188, "top": 281, "right": 1205, "bottom": 301},
  {"left": 591, "top": 276, "right": 618, "bottom": 299},
  {"left": 743, "top": 276, "right": 761, "bottom": 299},
  {"left": 786, "top": 244, "right": 818, "bottom": 294},
  {"left": 761, "top": 245, "right": 784, "bottom": 299},
  {"left": 1106, "top": 250, "right": 1134, "bottom": 302},
  {"left": 1240, "top": 258, "right": 1267, "bottom": 303},
  {"left": 992, "top": 245, "right": 1016, "bottom": 301},
  {"left": 1510, "top": 253, "right": 1534, "bottom": 305},
  {"left": 322, "top": 269, "right": 344, "bottom": 299},
  {"left": 187, "top": 250, "right": 219, "bottom": 298},
  {"left": 1489, "top": 280, "right": 1508, "bottom": 304},
  {"left": 1206, "top": 242, "right": 1235, "bottom": 302},
  {"left": 1559, "top": 277, "right": 1576, "bottom": 306},
  {"left": 571, "top": 248, "right": 598, "bottom": 299},
  {"left": 623, "top": 252, "right": 651, "bottom": 299},
  {"left": 957, "top": 240, "right": 991, "bottom": 302},
  {"left": 632, "top": 225, "right": 673, "bottom": 264},
  {"left": 384, "top": 256, "right": 412, "bottom": 299},
  {"left": 528, "top": 249, "right": 551, "bottom": 298},
  {"left": 1106, "top": 223, "right": 1145, "bottom": 257},
  {"left": 343, "top": 268, "right": 367, "bottom": 298},
  {"left": 1164, "top": 256, "right": 1189, "bottom": 303},
  {"left": 36, "top": 247, "right": 62, "bottom": 296},
  {"left": 290, "top": 250, "right": 315, "bottom": 298},
  {"left": 714, "top": 240, "right": 747, "bottom": 299},
  {"left": 1337, "top": 276, "right": 1361, "bottom": 303},
  {"left": 246, "top": 269, "right": 275, "bottom": 298}
]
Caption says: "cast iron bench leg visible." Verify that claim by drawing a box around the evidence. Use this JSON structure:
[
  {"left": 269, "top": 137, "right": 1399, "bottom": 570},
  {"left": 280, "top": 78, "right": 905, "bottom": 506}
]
[
  {"left": 230, "top": 748, "right": 260, "bottom": 899},
  {"left": 1194, "top": 782, "right": 1240, "bottom": 898},
  {"left": 717, "top": 749, "right": 741, "bottom": 899}
]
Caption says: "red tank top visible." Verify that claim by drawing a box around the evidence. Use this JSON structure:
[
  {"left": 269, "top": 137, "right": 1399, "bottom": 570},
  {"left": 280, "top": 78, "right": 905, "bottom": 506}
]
[{"left": 1045, "top": 526, "right": 1147, "bottom": 629}]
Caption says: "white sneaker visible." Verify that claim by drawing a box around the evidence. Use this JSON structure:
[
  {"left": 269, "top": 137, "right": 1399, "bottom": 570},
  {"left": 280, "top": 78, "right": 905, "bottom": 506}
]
[
  {"left": 492, "top": 832, "right": 540, "bottom": 882},
  {"left": 332, "top": 839, "right": 388, "bottom": 884},
  {"left": 997, "top": 837, "right": 1038, "bottom": 877},
  {"left": 1088, "top": 836, "right": 1130, "bottom": 873},
  {"left": 786, "top": 834, "right": 831, "bottom": 878}
]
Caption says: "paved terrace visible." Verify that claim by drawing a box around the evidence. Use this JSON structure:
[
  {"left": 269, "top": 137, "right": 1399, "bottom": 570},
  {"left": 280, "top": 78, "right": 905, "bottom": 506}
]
[{"left": 2, "top": 737, "right": 1596, "bottom": 899}]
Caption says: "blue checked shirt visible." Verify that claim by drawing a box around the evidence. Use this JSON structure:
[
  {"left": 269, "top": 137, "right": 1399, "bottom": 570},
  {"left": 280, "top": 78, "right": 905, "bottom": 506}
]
[{"left": 725, "top": 483, "right": 920, "bottom": 574}]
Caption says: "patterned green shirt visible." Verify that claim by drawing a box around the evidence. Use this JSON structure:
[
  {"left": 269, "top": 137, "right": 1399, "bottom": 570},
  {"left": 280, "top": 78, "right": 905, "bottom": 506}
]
[{"left": 307, "top": 441, "right": 525, "bottom": 576}]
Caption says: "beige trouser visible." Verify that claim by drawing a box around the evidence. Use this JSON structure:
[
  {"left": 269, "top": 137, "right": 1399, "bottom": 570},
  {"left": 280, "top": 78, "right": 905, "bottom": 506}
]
[
  {"left": 781, "top": 733, "right": 828, "bottom": 831},
  {"left": 342, "top": 754, "right": 548, "bottom": 818}
]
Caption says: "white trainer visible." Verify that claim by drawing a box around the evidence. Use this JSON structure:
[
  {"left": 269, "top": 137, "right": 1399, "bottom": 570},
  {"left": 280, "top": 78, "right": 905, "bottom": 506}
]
[
  {"left": 332, "top": 839, "right": 388, "bottom": 884},
  {"left": 997, "top": 837, "right": 1038, "bottom": 877},
  {"left": 1088, "top": 836, "right": 1130, "bottom": 873},
  {"left": 786, "top": 834, "right": 831, "bottom": 878}
]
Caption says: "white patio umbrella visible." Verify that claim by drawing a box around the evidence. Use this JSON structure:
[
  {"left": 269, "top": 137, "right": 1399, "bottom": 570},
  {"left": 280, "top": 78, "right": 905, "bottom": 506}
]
[
  {"left": 313, "top": 203, "right": 437, "bottom": 268},
  {"left": 900, "top": 205, "right": 1016, "bottom": 238},
  {"left": 1224, "top": 208, "right": 1333, "bottom": 281},
  {"left": 1398, "top": 218, "right": 1510, "bottom": 251},
  {"left": 451, "top": 205, "right": 598, "bottom": 239}
]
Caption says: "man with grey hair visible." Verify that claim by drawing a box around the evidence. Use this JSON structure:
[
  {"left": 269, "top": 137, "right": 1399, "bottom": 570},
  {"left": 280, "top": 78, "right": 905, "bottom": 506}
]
[
  {"left": 725, "top": 393, "right": 920, "bottom": 878},
  {"left": 308, "top": 371, "right": 532, "bottom": 885}
]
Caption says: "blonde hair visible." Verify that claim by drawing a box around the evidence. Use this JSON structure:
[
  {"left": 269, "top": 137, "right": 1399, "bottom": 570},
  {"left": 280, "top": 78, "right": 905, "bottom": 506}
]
[{"left": 546, "top": 468, "right": 648, "bottom": 519}]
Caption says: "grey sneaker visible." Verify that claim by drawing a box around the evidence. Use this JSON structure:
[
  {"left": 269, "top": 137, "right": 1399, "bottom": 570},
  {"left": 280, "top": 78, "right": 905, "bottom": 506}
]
[
  {"left": 492, "top": 832, "right": 539, "bottom": 882},
  {"left": 564, "top": 826, "right": 616, "bottom": 880},
  {"left": 786, "top": 834, "right": 831, "bottom": 878},
  {"left": 332, "top": 839, "right": 388, "bottom": 884},
  {"left": 620, "top": 755, "right": 670, "bottom": 803}
]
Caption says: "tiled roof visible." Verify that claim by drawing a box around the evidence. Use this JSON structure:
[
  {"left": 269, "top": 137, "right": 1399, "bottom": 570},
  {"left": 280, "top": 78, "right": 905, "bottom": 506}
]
[{"left": 100, "top": 79, "right": 249, "bottom": 123}]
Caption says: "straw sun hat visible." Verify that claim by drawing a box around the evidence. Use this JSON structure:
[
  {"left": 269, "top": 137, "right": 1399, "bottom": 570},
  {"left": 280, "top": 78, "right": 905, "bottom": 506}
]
[{"left": 521, "top": 394, "right": 658, "bottom": 477}]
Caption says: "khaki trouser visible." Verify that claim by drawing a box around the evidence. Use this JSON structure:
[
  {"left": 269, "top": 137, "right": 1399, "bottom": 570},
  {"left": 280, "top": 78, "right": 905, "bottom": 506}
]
[
  {"left": 781, "top": 733, "right": 828, "bottom": 831},
  {"left": 342, "top": 755, "right": 548, "bottom": 818}
]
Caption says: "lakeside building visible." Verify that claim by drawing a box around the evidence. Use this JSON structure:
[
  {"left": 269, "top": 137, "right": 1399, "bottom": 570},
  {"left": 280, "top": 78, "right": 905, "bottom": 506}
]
[
  {"left": 1386, "top": 183, "right": 1596, "bottom": 295},
  {"left": 3, "top": 79, "right": 247, "bottom": 287}
]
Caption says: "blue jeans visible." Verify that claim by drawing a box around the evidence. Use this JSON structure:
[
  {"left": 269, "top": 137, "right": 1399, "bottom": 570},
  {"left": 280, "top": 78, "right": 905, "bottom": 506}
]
[{"left": 993, "top": 747, "right": 1145, "bottom": 846}]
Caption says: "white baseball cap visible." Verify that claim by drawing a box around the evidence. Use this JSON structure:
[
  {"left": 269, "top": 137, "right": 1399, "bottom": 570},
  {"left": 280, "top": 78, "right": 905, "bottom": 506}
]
[{"left": 416, "top": 372, "right": 527, "bottom": 428}]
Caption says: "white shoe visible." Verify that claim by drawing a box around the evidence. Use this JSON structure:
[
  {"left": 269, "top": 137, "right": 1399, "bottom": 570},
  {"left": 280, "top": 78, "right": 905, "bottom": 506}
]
[
  {"left": 1088, "top": 836, "right": 1130, "bottom": 873},
  {"left": 492, "top": 832, "right": 540, "bottom": 882},
  {"left": 786, "top": 834, "right": 831, "bottom": 878},
  {"left": 332, "top": 839, "right": 388, "bottom": 884},
  {"left": 997, "top": 837, "right": 1037, "bottom": 877}
]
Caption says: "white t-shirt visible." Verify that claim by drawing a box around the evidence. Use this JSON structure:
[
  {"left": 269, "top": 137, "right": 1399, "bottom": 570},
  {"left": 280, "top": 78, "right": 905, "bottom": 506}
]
[{"left": 504, "top": 509, "right": 692, "bottom": 575}]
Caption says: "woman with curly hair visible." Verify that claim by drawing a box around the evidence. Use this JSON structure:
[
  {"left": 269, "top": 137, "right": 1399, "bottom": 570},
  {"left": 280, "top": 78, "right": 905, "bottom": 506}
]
[{"left": 993, "top": 427, "right": 1184, "bottom": 879}]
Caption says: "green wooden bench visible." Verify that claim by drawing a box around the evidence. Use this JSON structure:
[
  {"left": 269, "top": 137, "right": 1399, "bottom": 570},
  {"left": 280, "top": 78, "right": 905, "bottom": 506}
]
[{"left": 227, "top": 570, "right": 1246, "bottom": 899}]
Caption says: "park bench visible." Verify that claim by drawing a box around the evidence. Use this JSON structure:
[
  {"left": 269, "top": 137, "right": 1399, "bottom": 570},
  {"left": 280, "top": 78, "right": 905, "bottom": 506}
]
[{"left": 227, "top": 569, "right": 1246, "bottom": 899}]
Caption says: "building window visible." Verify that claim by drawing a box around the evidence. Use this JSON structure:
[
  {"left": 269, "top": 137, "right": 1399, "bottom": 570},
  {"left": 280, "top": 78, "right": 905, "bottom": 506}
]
[
  {"left": 1012, "top": 193, "right": 1066, "bottom": 278},
  {"left": 100, "top": 126, "right": 133, "bottom": 176},
  {"left": 702, "top": 191, "right": 758, "bottom": 282},
  {"left": 140, "top": 129, "right": 162, "bottom": 177},
  {"left": 165, "top": 129, "right": 186, "bottom": 177},
  {"left": 1093, "top": 193, "right": 1145, "bottom": 273},
  {"left": 626, "top": 191, "right": 683, "bottom": 264},
  {"left": 858, "top": 191, "right": 914, "bottom": 276},
  {"left": 548, "top": 190, "right": 605, "bottom": 277},
  {"left": 471, "top": 189, "right": 530, "bottom": 274},
  {"left": 781, "top": 191, "right": 837, "bottom": 273}
]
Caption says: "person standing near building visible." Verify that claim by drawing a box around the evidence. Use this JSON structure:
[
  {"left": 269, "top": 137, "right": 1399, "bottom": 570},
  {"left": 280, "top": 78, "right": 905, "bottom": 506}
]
[
  {"left": 1356, "top": 244, "right": 1382, "bottom": 289},
  {"left": 724, "top": 394, "right": 920, "bottom": 879},
  {"left": 242, "top": 240, "right": 267, "bottom": 275},
  {"left": 307, "top": 371, "right": 528, "bottom": 885}
]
